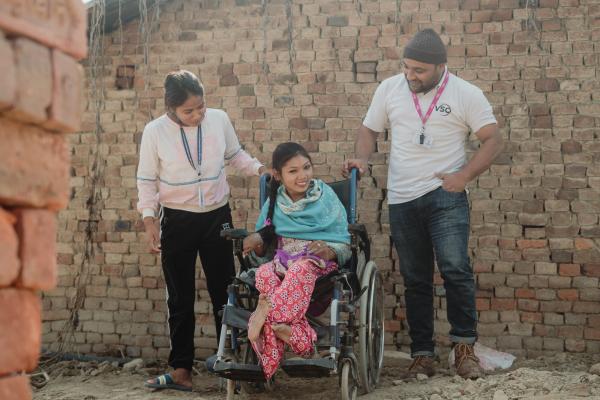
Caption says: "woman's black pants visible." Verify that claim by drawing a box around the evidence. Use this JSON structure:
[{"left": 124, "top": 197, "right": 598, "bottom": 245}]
[{"left": 160, "top": 205, "right": 235, "bottom": 371}]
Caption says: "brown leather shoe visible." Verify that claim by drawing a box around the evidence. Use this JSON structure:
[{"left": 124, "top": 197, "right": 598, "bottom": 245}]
[
  {"left": 401, "top": 355, "right": 435, "bottom": 379},
  {"left": 454, "top": 343, "right": 483, "bottom": 380}
]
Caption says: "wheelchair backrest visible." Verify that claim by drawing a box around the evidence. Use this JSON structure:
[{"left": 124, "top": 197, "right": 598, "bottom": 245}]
[{"left": 259, "top": 169, "right": 358, "bottom": 224}]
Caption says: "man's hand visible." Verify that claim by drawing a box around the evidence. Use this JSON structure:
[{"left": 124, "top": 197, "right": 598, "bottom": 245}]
[
  {"left": 435, "top": 171, "right": 469, "bottom": 193},
  {"left": 342, "top": 158, "right": 368, "bottom": 178},
  {"left": 143, "top": 217, "right": 161, "bottom": 254},
  {"left": 243, "top": 232, "right": 264, "bottom": 256},
  {"left": 258, "top": 166, "right": 271, "bottom": 176}
]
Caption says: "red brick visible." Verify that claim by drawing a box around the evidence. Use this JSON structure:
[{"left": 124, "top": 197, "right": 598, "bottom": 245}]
[
  {"left": 0, "top": 0, "right": 87, "bottom": 59},
  {"left": 385, "top": 319, "right": 401, "bottom": 332},
  {"left": 557, "top": 289, "right": 578, "bottom": 301},
  {"left": 0, "top": 32, "right": 15, "bottom": 110},
  {"left": 44, "top": 50, "right": 83, "bottom": 132},
  {"left": 574, "top": 238, "right": 594, "bottom": 250},
  {"left": 558, "top": 326, "right": 583, "bottom": 339},
  {"left": 0, "top": 375, "right": 31, "bottom": 400},
  {"left": 535, "top": 78, "right": 560, "bottom": 92},
  {"left": 517, "top": 239, "right": 547, "bottom": 249},
  {"left": 584, "top": 328, "right": 600, "bottom": 341},
  {"left": 582, "top": 264, "right": 600, "bottom": 278},
  {"left": 243, "top": 108, "right": 265, "bottom": 120},
  {"left": 12, "top": 38, "right": 52, "bottom": 124},
  {"left": 0, "top": 288, "right": 41, "bottom": 375},
  {"left": 0, "top": 208, "right": 20, "bottom": 287},
  {"left": 518, "top": 299, "right": 539, "bottom": 311},
  {"left": 515, "top": 288, "right": 536, "bottom": 299},
  {"left": 14, "top": 209, "right": 57, "bottom": 291},
  {"left": 289, "top": 117, "right": 308, "bottom": 129},
  {"left": 0, "top": 119, "right": 70, "bottom": 209},
  {"left": 589, "top": 315, "right": 600, "bottom": 328},
  {"left": 559, "top": 264, "right": 580, "bottom": 276},
  {"left": 476, "top": 298, "right": 490, "bottom": 311},
  {"left": 521, "top": 312, "right": 542, "bottom": 323},
  {"left": 491, "top": 298, "right": 516, "bottom": 311},
  {"left": 561, "top": 140, "right": 582, "bottom": 154}
]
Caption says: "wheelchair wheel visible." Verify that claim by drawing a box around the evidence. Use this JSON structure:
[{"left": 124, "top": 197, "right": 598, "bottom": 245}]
[
  {"left": 357, "top": 261, "right": 385, "bottom": 394},
  {"left": 340, "top": 359, "right": 358, "bottom": 400}
]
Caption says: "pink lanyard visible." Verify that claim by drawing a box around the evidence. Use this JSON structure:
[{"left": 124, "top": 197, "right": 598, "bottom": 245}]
[{"left": 411, "top": 71, "right": 450, "bottom": 135}]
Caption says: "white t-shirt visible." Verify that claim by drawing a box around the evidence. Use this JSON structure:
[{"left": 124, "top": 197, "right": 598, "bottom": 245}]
[{"left": 363, "top": 68, "right": 497, "bottom": 204}]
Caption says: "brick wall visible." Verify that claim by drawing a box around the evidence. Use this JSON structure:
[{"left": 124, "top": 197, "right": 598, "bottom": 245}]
[
  {"left": 0, "top": 0, "right": 86, "bottom": 398},
  {"left": 45, "top": 0, "right": 600, "bottom": 361}
]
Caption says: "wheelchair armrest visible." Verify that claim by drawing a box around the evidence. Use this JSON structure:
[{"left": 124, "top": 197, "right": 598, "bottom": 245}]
[
  {"left": 348, "top": 223, "right": 370, "bottom": 262},
  {"left": 220, "top": 228, "right": 249, "bottom": 240},
  {"left": 348, "top": 223, "right": 367, "bottom": 235}
]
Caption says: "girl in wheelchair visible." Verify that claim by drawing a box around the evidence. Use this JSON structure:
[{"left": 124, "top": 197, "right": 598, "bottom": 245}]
[{"left": 242, "top": 142, "right": 351, "bottom": 379}]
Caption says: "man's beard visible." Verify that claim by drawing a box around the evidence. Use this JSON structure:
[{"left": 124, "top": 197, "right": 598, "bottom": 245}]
[
  {"left": 407, "top": 69, "right": 444, "bottom": 94},
  {"left": 408, "top": 79, "right": 437, "bottom": 93}
]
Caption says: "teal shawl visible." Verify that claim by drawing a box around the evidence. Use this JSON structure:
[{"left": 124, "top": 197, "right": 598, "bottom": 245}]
[{"left": 255, "top": 179, "right": 350, "bottom": 244}]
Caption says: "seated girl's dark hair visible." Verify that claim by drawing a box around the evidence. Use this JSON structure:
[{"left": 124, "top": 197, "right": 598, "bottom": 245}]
[
  {"left": 258, "top": 142, "right": 312, "bottom": 245},
  {"left": 164, "top": 70, "right": 204, "bottom": 110}
]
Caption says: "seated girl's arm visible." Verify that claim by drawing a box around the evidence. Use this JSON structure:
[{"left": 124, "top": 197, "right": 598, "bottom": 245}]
[{"left": 325, "top": 242, "right": 351, "bottom": 266}]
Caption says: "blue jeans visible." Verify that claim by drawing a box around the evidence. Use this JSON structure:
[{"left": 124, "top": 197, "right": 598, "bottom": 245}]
[{"left": 389, "top": 187, "right": 477, "bottom": 357}]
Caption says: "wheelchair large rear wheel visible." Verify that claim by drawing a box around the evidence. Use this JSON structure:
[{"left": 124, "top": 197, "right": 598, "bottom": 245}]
[{"left": 357, "top": 261, "right": 385, "bottom": 394}]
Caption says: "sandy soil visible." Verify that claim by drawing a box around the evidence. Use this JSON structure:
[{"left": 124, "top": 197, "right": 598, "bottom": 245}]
[{"left": 32, "top": 352, "right": 600, "bottom": 400}]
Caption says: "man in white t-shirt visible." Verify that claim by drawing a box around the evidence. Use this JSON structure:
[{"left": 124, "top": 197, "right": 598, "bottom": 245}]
[{"left": 343, "top": 29, "right": 503, "bottom": 379}]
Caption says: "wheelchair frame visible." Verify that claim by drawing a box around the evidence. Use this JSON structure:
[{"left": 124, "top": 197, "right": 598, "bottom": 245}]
[{"left": 211, "top": 169, "right": 385, "bottom": 400}]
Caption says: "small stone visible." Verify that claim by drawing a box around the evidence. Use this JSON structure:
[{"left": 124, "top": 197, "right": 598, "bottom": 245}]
[
  {"left": 392, "top": 380, "right": 404, "bottom": 386},
  {"left": 589, "top": 363, "right": 600, "bottom": 375},
  {"left": 430, "top": 395, "right": 443, "bottom": 400},
  {"left": 123, "top": 358, "right": 144, "bottom": 371},
  {"left": 493, "top": 390, "right": 509, "bottom": 400},
  {"left": 416, "top": 373, "right": 428, "bottom": 381}
]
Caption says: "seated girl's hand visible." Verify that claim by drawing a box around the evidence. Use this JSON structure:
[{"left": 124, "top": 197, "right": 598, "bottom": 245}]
[
  {"left": 307, "top": 240, "right": 336, "bottom": 261},
  {"left": 243, "top": 233, "right": 264, "bottom": 256}
]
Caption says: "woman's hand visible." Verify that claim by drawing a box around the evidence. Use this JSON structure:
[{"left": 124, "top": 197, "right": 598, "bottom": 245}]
[
  {"left": 243, "top": 233, "right": 264, "bottom": 256},
  {"left": 307, "top": 240, "right": 336, "bottom": 261},
  {"left": 143, "top": 217, "right": 161, "bottom": 254}
]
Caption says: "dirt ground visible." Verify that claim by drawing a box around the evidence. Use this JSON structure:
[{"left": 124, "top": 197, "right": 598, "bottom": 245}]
[{"left": 32, "top": 351, "right": 600, "bottom": 400}]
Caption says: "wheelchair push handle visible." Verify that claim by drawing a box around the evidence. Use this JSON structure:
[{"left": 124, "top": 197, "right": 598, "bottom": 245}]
[
  {"left": 348, "top": 167, "right": 359, "bottom": 225},
  {"left": 220, "top": 228, "right": 249, "bottom": 240},
  {"left": 259, "top": 172, "right": 271, "bottom": 207}
]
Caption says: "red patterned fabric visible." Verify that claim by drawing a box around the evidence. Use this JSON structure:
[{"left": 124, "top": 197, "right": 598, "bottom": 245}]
[{"left": 250, "top": 257, "right": 337, "bottom": 379}]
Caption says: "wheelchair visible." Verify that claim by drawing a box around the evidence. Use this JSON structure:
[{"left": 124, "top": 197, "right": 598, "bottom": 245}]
[{"left": 211, "top": 169, "right": 385, "bottom": 400}]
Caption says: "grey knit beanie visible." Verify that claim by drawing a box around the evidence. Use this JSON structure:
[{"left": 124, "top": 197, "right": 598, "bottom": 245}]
[{"left": 403, "top": 29, "right": 447, "bottom": 64}]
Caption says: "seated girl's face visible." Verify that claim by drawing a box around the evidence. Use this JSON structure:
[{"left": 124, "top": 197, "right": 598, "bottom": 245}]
[{"left": 279, "top": 155, "right": 313, "bottom": 201}]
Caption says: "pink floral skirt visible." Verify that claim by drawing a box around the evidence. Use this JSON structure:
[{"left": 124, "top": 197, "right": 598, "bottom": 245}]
[{"left": 249, "top": 239, "right": 337, "bottom": 379}]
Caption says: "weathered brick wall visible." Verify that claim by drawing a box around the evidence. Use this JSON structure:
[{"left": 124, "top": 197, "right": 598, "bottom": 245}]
[
  {"left": 0, "top": 0, "right": 86, "bottom": 398},
  {"left": 45, "top": 0, "right": 600, "bottom": 361}
]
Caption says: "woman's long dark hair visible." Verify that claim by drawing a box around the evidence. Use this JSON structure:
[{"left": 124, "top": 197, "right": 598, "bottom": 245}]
[
  {"left": 164, "top": 70, "right": 204, "bottom": 110},
  {"left": 259, "top": 142, "right": 312, "bottom": 246}
]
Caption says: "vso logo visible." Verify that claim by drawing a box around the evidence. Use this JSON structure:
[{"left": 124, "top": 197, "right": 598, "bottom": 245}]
[{"left": 435, "top": 103, "right": 451, "bottom": 116}]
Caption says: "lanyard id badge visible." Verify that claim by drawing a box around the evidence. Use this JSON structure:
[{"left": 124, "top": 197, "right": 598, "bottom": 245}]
[
  {"left": 410, "top": 71, "right": 450, "bottom": 149},
  {"left": 180, "top": 125, "right": 202, "bottom": 176}
]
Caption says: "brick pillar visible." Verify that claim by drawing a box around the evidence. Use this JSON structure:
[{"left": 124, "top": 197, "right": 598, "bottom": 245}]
[{"left": 0, "top": 1, "right": 86, "bottom": 398}]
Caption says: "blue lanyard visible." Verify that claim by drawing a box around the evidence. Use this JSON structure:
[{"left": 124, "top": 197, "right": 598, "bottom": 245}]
[{"left": 180, "top": 125, "right": 202, "bottom": 176}]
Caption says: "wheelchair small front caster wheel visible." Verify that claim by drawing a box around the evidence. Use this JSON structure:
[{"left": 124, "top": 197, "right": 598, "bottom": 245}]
[{"left": 340, "top": 359, "right": 358, "bottom": 400}]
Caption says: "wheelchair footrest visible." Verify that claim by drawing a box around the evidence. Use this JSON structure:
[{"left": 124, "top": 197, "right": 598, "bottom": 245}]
[
  {"left": 212, "top": 360, "right": 265, "bottom": 382},
  {"left": 281, "top": 357, "right": 336, "bottom": 378}
]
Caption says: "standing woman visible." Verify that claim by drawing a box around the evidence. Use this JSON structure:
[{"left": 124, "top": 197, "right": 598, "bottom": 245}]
[{"left": 137, "top": 70, "right": 265, "bottom": 391}]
